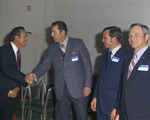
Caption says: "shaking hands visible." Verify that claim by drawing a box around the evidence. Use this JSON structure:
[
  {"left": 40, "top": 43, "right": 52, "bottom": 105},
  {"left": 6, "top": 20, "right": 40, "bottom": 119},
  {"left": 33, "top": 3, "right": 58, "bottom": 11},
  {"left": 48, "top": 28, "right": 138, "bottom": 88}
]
[{"left": 25, "top": 73, "right": 35, "bottom": 84}]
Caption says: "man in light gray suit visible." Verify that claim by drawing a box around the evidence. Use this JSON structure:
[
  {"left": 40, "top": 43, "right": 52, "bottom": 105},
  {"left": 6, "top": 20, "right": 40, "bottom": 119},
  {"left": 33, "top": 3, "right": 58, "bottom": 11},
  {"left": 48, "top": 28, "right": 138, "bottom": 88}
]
[{"left": 32, "top": 21, "right": 92, "bottom": 120}]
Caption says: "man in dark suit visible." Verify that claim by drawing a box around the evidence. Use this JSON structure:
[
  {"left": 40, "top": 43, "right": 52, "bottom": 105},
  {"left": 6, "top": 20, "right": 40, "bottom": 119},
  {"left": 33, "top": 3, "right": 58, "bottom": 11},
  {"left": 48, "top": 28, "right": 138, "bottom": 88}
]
[
  {"left": 0, "top": 26, "right": 33, "bottom": 120},
  {"left": 119, "top": 23, "right": 150, "bottom": 119},
  {"left": 91, "top": 26, "right": 129, "bottom": 120},
  {"left": 32, "top": 21, "right": 92, "bottom": 120}
]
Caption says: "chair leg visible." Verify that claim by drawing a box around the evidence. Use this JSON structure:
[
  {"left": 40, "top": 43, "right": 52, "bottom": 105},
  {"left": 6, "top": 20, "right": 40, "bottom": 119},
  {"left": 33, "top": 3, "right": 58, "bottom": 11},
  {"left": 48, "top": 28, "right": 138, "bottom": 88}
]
[
  {"left": 21, "top": 108, "right": 24, "bottom": 120},
  {"left": 55, "top": 104, "right": 57, "bottom": 120},
  {"left": 43, "top": 113, "right": 47, "bottom": 120},
  {"left": 24, "top": 109, "right": 27, "bottom": 120},
  {"left": 28, "top": 110, "right": 32, "bottom": 120},
  {"left": 40, "top": 114, "right": 43, "bottom": 120}
]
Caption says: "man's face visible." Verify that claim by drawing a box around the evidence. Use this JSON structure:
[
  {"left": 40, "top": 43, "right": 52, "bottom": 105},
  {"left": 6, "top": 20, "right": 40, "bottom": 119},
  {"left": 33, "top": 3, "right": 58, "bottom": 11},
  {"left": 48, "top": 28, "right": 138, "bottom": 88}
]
[
  {"left": 16, "top": 29, "right": 28, "bottom": 48},
  {"left": 102, "top": 30, "right": 113, "bottom": 49},
  {"left": 51, "top": 25, "right": 64, "bottom": 43},
  {"left": 129, "top": 26, "right": 149, "bottom": 52}
]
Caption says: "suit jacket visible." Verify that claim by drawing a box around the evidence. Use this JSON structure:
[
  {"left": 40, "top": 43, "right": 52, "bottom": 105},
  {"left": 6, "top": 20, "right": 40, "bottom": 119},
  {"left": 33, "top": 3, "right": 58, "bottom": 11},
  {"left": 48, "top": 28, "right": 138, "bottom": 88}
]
[
  {"left": 120, "top": 47, "right": 150, "bottom": 119},
  {"left": 33, "top": 37, "right": 92, "bottom": 99},
  {"left": 0, "top": 43, "right": 25, "bottom": 108},
  {"left": 93, "top": 47, "right": 129, "bottom": 115}
]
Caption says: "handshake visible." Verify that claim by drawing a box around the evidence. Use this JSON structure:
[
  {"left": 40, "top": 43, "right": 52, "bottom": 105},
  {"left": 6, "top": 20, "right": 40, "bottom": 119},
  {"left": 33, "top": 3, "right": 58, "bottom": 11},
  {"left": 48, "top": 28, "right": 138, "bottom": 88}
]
[{"left": 25, "top": 73, "right": 35, "bottom": 84}]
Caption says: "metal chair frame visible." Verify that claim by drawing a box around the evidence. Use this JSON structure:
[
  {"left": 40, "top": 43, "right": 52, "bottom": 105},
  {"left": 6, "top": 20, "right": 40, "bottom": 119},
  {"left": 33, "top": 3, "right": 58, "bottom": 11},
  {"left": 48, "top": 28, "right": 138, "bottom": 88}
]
[{"left": 28, "top": 81, "right": 55, "bottom": 120}]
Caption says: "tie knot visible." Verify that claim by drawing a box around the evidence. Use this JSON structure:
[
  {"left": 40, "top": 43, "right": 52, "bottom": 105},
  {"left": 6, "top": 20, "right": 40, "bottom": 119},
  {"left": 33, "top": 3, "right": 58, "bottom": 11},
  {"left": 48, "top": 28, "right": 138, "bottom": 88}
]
[
  {"left": 133, "top": 53, "right": 137, "bottom": 59},
  {"left": 108, "top": 50, "right": 112, "bottom": 55},
  {"left": 17, "top": 50, "right": 20, "bottom": 54},
  {"left": 60, "top": 43, "right": 65, "bottom": 53},
  {"left": 60, "top": 43, "right": 64, "bottom": 48},
  {"left": 17, "top": 50, "right": 21, "bottom": 57}
]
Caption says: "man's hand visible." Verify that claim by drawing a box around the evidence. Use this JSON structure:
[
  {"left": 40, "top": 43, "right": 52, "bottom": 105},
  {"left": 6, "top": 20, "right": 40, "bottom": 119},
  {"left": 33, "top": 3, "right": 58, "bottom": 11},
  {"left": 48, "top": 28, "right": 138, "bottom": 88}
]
[
  {"left": 110, "top": 108, "right": 117, "bottom": 120},
  {"left": 7, "top": 87, "right": 20, "bottom": 98},
  {"left": 83, "top": 87, "right": 91, "bottom": 97},
  {"left": 115, "top": 115, "right": 119, "bottom": 120},
  {"left": 25, "top": 73, "right": 35, "bottom": 84},
  {"left": 91, "top": 98, "right": 97, "bottom": 112}
]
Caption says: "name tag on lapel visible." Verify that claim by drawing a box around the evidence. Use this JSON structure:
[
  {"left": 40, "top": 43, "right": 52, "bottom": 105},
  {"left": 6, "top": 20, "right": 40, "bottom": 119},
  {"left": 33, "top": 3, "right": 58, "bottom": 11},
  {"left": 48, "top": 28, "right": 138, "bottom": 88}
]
[
  {"left": 112, "top": 56, "right": 120, "bottom": 63},
  {"left": 72, "top": 56, "right": 78, "bottom": 62},
  {"left": 138, "top": 65, "right": 149, "bottom": 71}
]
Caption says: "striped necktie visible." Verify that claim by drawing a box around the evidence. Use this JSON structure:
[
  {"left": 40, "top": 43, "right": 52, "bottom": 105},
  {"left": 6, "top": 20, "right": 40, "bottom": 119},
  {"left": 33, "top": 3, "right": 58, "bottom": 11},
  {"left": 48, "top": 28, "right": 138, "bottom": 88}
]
[
  {"left": 127, "top": 53, "right": 137, "bottom": 79},
  {"left": 60, "top": 43, "right": 65, "bottom": 60}
]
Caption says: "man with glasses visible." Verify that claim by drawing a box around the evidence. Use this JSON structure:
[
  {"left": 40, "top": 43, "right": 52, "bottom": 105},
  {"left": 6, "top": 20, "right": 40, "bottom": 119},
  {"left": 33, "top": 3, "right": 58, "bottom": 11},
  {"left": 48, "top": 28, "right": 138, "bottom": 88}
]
[{"left": 0, "top": 26, "right": 33, "bottom": 120}]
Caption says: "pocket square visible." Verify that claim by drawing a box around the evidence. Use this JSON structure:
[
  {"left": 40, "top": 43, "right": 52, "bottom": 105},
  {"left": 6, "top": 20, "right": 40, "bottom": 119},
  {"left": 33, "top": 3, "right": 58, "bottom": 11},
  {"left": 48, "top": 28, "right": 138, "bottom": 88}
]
[{"left": 71, "top": 52, "right": 76, "bottom": 54}]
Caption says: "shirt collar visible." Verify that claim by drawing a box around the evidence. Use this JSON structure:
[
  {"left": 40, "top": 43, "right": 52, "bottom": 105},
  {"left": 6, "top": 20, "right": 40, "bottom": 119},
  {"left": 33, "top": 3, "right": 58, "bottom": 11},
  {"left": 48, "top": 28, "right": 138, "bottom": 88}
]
[
  {"left": 134, "top": 45, "right": 148, "bottom": 62},
  {"left": 60, "top": 36, "right": 69, "bottom": 50},
  {"left": 10, "top": 42, "right": 18, "bottom": 59},
  {"left": 109, "top": 44, "right": 121, "bottom": 58}
]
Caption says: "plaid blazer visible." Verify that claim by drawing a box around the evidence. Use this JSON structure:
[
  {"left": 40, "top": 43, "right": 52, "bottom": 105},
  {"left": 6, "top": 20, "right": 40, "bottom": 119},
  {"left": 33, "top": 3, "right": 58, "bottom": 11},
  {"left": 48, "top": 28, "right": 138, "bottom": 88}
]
[{"left": 34, "top": 37, "right": 92, "bottom": 99}]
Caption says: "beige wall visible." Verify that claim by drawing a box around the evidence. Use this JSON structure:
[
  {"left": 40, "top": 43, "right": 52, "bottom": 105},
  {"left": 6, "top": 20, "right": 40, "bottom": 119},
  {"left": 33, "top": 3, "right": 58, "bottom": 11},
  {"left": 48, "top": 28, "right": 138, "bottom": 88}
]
[
  {"left": 1, "top": 0, "right": 150, "bottom": 81},
  {"left": 0, "top": 0, "right": 54, "bottom": 83},
  {"left": 52, "top": 0, "right": 150, "bottom": 74}
]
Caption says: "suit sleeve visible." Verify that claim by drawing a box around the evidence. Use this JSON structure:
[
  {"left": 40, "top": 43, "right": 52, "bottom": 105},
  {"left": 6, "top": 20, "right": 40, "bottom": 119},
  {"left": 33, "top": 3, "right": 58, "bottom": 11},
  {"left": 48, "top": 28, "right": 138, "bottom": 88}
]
[
  {"left": 33, "top": 47, "right": 52, "bottom": 80},
  {"left": 79, "top": 40, "right": 92, "bottom": 88},
  {"left": 92, "top": 53, "right": 104, "bottom": 98},
  {"left": 93, "top": 75, "right": 99, "bottom": 98},
  {"left": 116, "top": 56, "right": 129, "bottom": 114}
]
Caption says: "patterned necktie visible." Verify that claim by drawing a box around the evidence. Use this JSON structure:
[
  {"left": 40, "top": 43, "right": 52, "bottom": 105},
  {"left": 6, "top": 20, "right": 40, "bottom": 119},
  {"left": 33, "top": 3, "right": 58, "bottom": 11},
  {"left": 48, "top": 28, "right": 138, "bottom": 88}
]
[
  {"left": 17, "top": 50, "right": 21, "bottom": 71},
  {"left": 127, "top": 53, "right": 137, "bottom": 79},
  {"left": 106, "top": 50, "right": 112, "bottom": 68},
  {"left": 60, "top": 43, "right": 65, "bottom": 60}
]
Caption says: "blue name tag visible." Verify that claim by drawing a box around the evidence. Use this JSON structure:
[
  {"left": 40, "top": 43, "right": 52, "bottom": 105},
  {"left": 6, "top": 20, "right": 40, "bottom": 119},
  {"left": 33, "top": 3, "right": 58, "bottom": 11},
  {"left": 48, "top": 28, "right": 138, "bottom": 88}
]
[
  {"left": 72, "top": 56, "right": 78, "bottom": 62},
  {"left": 112, "top": 56, "right": 120, "bottom": 62},
  {"left": 138, "top": 65, "right": 149, "bottom": 71}
]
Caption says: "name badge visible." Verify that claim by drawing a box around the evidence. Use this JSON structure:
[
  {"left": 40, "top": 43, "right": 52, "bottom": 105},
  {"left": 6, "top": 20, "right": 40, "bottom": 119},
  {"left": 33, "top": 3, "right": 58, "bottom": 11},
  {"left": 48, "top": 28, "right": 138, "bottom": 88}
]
[
  {"left": 138, "top": 65, "right": 149, "bottom": 71},
  {"left": 112, "top": 56, "right": 120, "bottom": 63},
  {"left": 72, "top": 56, "right": 78, "bottom": 62}
]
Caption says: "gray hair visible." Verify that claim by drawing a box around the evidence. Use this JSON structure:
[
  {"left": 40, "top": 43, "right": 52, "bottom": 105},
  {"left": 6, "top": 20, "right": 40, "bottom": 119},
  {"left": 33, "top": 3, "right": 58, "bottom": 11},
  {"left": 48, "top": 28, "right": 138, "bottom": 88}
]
[{"left": 130, "top": 23, "right": 149, "bottom": 36}]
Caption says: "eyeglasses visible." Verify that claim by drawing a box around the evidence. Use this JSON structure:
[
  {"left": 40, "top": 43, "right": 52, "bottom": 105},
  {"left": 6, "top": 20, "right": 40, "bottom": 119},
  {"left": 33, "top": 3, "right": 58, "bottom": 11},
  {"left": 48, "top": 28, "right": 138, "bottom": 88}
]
[{"left": 17, "top": 34, "right": 28, "bottom": 37}]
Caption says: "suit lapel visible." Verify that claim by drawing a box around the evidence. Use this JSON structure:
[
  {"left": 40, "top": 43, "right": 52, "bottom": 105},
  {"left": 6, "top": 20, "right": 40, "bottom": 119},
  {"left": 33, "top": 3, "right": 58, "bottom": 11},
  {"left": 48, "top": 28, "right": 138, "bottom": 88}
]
[
  {"left": 9, "top": 43, "right": 18, "bottom": 66},
  {"left": 127, "top": 47, "right": 150, "bottom": 81},
  {"left": 64, "top": 38, "right": 72, "bottom": 62},
  {"left": 54, "top": 43, "right": 64, "bottom": 64},
  {"left": 54, "top": 38, "right": 73, "bottom": 63},
  {"left": 103, "top": 51, "right": 109, "bottom": 70},
  {"left": 124, "top": 56, "right": 132, "bottom": 82},
  {"left": 105, "top": 47, "right": 122, "bottom": 70}
]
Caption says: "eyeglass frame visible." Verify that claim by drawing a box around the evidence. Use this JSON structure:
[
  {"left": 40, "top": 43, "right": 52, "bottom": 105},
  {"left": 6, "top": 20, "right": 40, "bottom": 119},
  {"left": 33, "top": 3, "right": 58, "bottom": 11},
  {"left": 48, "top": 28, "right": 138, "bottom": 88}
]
[{"left": 16, "top": 34, "right": 28, "bottom": 37}]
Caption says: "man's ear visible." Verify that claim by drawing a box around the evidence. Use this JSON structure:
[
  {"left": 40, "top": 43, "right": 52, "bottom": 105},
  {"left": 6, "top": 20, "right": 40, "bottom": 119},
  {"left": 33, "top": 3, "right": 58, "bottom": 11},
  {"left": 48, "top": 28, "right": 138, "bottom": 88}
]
[
  {"left": 61, "top": 30, "right": 66, "bottom": 35},
  {"left": 112, "top": 36, "right": 117, "bottom": 42},
  {"left": 145, "top": 34, "right": 149, "bottom": 42},
  {"left": 15, "top": 35, "right": 21, "bottom": 41}
]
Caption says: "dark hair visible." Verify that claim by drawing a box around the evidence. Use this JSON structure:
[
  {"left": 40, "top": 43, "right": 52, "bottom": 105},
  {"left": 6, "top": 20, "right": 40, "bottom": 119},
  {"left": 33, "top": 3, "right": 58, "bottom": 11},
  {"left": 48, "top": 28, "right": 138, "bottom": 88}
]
[
  {"left": 102, "top": 26, "right": 123, "bottom": 42},
  {"left": 130, "top": 23, "right": 149, "bottom": 36},
  {"left": 9, "top": 26, "right": 25, "bottom": 41},
  {"left": 52, "top": 21, "right": 68, "bottom": 34}
]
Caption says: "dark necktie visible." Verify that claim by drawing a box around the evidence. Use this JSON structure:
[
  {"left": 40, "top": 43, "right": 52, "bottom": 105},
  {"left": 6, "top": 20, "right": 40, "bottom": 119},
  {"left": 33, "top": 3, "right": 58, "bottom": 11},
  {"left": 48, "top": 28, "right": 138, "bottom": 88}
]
[
  {"left": 106, "top": 50, "right": 112, "bottom": 68},
  {"left": 60, "top": 43, "right": 65, "bottom": 60},
  {"left": 17, "top": 50, "right": 21, "bottom": 71}
]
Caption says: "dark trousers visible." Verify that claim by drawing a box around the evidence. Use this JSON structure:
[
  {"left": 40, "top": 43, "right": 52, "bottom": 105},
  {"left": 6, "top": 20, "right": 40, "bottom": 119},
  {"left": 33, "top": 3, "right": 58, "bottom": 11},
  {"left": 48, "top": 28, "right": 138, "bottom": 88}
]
[
  {"left": 96, "top": 103, "right": 110, "bottom": 120},
  {"left": 0, "top": 97, "right": 14, "bottom": 120},
  {"left": 57, "top": 85, "right": 88, "bottom": 120}
]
